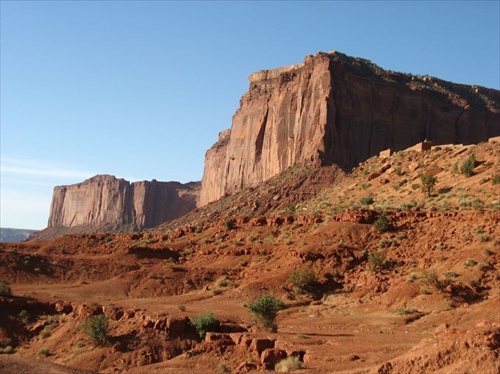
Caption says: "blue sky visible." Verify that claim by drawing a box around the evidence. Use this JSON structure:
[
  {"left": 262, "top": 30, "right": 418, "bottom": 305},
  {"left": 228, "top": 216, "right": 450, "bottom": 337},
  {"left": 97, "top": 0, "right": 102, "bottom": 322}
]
[{"left": 1, "top": 1, "right": 499, "bottom": 230}]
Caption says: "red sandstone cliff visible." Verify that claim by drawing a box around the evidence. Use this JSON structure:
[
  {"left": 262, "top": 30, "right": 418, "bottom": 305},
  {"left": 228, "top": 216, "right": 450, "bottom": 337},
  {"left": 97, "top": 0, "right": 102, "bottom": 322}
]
[
  {"left": 200, "top": 51, "right": 500, "bottom": 205},
  {"left": 48, "top": 175, "right": 199, "bottom": 230}
]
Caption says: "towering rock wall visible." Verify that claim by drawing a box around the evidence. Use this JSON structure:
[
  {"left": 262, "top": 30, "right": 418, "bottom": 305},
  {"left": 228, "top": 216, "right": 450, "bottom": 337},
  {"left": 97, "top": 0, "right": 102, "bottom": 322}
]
[
  {"left": 48, "top": 175, "right": 199, "bottom": 229},
  {"left": 200, "top": 51, "right": 500, "bottom": 205}
]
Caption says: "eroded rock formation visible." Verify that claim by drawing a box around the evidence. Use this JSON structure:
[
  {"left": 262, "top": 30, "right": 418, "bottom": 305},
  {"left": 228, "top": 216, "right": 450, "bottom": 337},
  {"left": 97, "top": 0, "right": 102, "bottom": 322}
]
[
  {"left": 200, "top": 51, "right": 499, "bottom": 205},
  {"left": 48, "top": 175, "right": 199, "bottom": 229}
]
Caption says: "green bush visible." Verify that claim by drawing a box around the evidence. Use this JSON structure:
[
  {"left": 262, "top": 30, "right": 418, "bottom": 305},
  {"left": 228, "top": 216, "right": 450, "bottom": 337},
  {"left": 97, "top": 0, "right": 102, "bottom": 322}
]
[
  {"left": 492, "top": 175, "right": 500, "bottom": 185},
  {"left": 2, "top": 346, "right": 13, "bottom": 354},
  {"left": 216, "top": 363, "right": 232, "bottom": 373},
  {"left": 36, "top": 348, "right": 50, "bottom": 357},
  {"left": 247, "top": 295, "right": 286, "bottom": 332},
  {"left": 275, "top": 356, "right": 304, "bottom": 372},
  {"left": 419, "top": 173, "right": 437, "bottom": 197},
  {"left": 460, "top": 154, "right": 476, "bottom": 177},
  {"left": 367, "top": 251, "right": 386, "bottom": 273},
  {"left": 0, "top": 280, "right": 12, "bottom": 296},
  {"left": 225, "top": 220, "right": 235, "bottom": 231},
  {"left": 374, "top": 214, "right": 390, "bottom": 232},
  {"left": 283, "top": 203, "right": 297, "bottom": 215},
  {"left": 19, "top": 310, "right": 31, "bottom": 325},
  {"left": 288, "top": 267, "right": 316, "bottom": 292},
  {"left": 359, "top": 196, "right": 374, "bottom": 205},
  {"left": 191, "top": 312, "right": 219, "bottom": 339},
  {"left": 421, "top": 270, "right": 448, "bottom": 292},
  {"left": 83, "top": 314, "right": 109, "bottom": 345}
]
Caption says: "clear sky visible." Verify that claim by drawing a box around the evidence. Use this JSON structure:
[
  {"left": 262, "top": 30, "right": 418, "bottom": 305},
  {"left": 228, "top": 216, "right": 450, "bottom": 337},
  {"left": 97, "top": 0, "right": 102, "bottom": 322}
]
[{"left": 1, "top": 1, "right": 499, "bottom": 230}]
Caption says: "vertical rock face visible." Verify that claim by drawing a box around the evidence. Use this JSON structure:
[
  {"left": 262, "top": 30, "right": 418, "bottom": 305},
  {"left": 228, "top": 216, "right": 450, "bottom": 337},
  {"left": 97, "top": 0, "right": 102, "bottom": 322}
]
[
  {"left": 48, "top": 175, "right": 199, "bottom": 229},
  {"left": 200, "top": 51, "right": 500, "bottom": 206}
]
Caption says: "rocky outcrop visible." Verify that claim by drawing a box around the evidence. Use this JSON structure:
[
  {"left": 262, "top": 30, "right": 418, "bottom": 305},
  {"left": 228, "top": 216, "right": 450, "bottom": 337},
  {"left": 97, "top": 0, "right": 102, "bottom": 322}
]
[
  {"left": 48, "top": 175, "right": 199, "bottom": 229},
  {"left": 200, "top": 51, "right": 500, "bottom": 205}
]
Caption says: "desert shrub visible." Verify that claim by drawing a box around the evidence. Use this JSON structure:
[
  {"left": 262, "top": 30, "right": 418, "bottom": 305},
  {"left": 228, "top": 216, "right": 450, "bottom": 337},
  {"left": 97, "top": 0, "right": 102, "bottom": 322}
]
[
  {"left": 216, "top": 363, "right": 232, "bottom": 372},
  {"left": 469, "top": 279, "right": 480, "bottom": 289},
  {"left": 19, "top": 310, "right": 31, "bottom": 325},
  {"left": 247, "top": 295, "right": 286, "bottom": 332},
  {"left": 216, "top": 275, "right": 235, "bottom": 288},
  {"left": 477, "top": 261, "right": 492, "bottom": 271},
  {"left": 377, "top": 239, "right": 392, "bottom": 248},
  {"left": 281, "top": 203, "right": 296, "bottom": 215},
  {"left": 103, "top": 236, "right": 113, "bottom": 243},
  {"left": 460, "top": 154, "right": 476, "bottom": 177},
  {"left": 405, "top": 272, "right": 418, "bottom": 284},
  {"left": 421, "top": 270, "right": 448, "bottom": 292},
  {"left": 191, "top": 312, "right": 219, "bottom": 339},
  {"left": 36, "top": 348, "right": 50, "bottom": 357},
  {"left": 478, "top": 233, "right": 488, "bottom": 242},
  {"left": 288, "top": 267, "right": 316, "bottom": 292},
  {"left": 2, "top": 346, "right": 13, "bottom": 354},
  {"left": 493, "top": 175, "right": 500, "bottom": 185},
  {"left": 195, "top": 226, "right": 203, "bottom": 234},
  {"left": 419, "top": 173, "right": 437, "bottom": 197},
  {"left": 225, "top": 220, "right": 235, "bottom": 231},
  {"left": 275, "top": 356, "right": 304, "bottom": 372},
  {"left": 40, "top": 323, "right": 55, "bottom": 338},
  {"left": 367, "top": 251, "right": 386, "bottom": 273},
  {"left": 373, "top": 214, "right": 390, "bottom": 232},
  {"left": 359, "top": 196, "right": 374, "bottom": 205},
  {"left": 463, "top": 258, "right": 477, "bottom": 267},
  {"left": 83, "top": 314, "right": 109, "bottom": 345},
  {"left": 0, "top": 280, "right": 12, "bottom": 296}
]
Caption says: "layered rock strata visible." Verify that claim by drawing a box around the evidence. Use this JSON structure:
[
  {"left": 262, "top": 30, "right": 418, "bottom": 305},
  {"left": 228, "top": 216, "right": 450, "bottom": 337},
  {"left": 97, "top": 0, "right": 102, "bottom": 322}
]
[
  {"left": 48, "top": 175, "right": 199, "bottom": 229},
  {"left": 200, "top": 51, "right": 499, "bottom": 205}
]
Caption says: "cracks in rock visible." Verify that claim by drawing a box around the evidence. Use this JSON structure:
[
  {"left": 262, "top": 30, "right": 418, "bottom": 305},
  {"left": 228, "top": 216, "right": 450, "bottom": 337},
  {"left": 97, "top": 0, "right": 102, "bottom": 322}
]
[{"left": 255, "top": 106, "right": 269, "bottom": 163}]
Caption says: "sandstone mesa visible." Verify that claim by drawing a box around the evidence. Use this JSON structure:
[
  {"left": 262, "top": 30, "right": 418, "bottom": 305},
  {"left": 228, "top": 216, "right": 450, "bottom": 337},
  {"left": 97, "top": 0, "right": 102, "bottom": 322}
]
[{"left": 46, "top": 51, "right": 499, "bottom": 234}]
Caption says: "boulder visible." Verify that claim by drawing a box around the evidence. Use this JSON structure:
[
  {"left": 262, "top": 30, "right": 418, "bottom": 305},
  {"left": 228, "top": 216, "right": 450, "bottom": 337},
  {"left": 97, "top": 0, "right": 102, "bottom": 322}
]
[{"left": 250, "top": 338, "right": 274, "bottom": 355}]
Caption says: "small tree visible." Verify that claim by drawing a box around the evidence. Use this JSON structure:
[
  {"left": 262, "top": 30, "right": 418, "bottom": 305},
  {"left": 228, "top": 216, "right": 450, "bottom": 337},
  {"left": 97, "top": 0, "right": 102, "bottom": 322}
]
[
  {"left": 374, "top": 214, "right": 390, "bottom": 232},
  {"left": 460, "top": 154, "right": 476, "bottom": 177},
  {"left": 83, "top": 314, "right": 109, "bottom": 345},
  {"left": 247, "top": 295, "right": 286, "bottom": 332},
  {"left": 225, "top": 220, "right": 235, "bottom": 231},
  {"left": 419, "top": 173, "right": 437, "bottom": 197},
  {"left": 288, "top": 267, "right": 316, "bottom": 292},
  {"left": 359, "top": 196, "right": 374, "bottom": 205},
  {"left": 368, "top": 251, "right": 386, "bottom": 273},
  {"left": 191, "top": 312, "right": 219, "bottom": 339}
]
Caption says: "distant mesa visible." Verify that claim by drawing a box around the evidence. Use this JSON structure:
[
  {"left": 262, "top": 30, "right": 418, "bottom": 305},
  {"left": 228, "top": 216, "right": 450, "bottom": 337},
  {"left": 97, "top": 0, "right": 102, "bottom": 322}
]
[
  {"left": 47, "top": 174, "right": 200, "bottom": 231},
  {"left": 199, "top": 50, "right": 499, "bottom": 205}
]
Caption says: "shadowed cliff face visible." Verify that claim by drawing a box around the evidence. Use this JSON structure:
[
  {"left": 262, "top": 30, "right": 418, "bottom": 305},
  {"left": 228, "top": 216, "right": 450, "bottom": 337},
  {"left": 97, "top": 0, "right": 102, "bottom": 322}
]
[
  {"left": 200, "top": 51, "right": 500, "bottom": 206},
  {"left": 48, "top": 175, "right": 200, "bottom": 230}
]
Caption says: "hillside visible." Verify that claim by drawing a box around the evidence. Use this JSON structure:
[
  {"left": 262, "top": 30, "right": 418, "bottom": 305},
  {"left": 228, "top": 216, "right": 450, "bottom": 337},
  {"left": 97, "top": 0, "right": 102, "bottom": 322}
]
[{"left": 0, "top": 138, "right": 498, "bottom": 373}]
